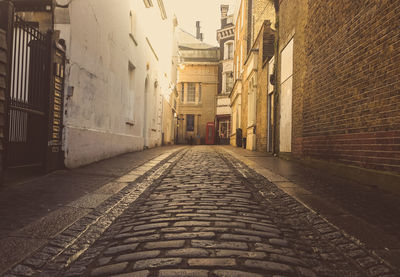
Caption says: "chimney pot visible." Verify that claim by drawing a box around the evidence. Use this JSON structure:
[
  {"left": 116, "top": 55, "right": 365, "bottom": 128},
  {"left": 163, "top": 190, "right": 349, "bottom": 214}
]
[
  {"left": 220, "top": 5, "right": 229, "bottom": 17},
  {"left": 196, "top": 21, "right": 202, "bottom": 40}
]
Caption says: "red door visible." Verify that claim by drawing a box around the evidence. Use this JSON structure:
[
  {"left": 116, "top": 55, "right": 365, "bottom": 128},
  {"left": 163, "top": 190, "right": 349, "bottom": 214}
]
[{"left": 205, "top": 122, "right": 215, "bottom": 145}]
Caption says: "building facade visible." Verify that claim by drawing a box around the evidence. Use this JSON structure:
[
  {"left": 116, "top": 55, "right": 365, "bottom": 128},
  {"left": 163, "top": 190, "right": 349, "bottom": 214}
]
[
  {"left": 216, "top": 5, "right": 234, "bottom": 145},
  {"left": 56, "top": 0, "right": 175, "bottom": 167},
  {"left": 279, "top": 0, "right": 400, "bottom": 175},
  {"left": 230, "top": 0, "right": 275, "bottom": 151},
  {"left": 230, "top": 0, "right": 248, "bottom": 147},
  {"left": 0, "top": 0, "right": 177, "bottom": 181},
  {"left": 176, "top": 27, "right": 219, "bottom": 145},
  {"left": 243, "top": 0, "right": 275, "bottom": 151}
]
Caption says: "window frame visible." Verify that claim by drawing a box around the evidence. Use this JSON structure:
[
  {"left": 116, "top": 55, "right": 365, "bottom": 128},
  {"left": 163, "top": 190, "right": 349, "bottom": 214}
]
[
  {"left": 181, "top": 83, "right": 184, "bottom": 102},
  {"left": 186, "top": 114, "right": 195, "bottom": 131},
  {"left": 187, "top": 83, "right": 196, "bottom": 103},
  {"left": 198, "top": 83, "right": 202, "bottom": 102},
  {"left": 143, "top": 0, "right": 153, "bottom": 8}
]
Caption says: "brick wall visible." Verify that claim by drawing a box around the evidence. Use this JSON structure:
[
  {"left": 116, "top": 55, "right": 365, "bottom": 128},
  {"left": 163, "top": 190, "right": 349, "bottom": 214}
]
[
  {"left": 293, "top": 0, "right": 400, "bottom": 173},
  {"left": 252, "top": 0, "right": 275, "bottom": 43},
  {"left": 0, "top": 29, "right": 7, "bottom": 181},
  {"left": 278, "top": 0, "right": 307, "bottom": 154}
]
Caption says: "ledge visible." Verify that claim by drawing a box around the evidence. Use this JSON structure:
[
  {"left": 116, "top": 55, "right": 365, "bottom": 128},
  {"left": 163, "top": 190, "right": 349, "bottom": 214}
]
[{"left": 279, "top": 153, "right": 400, "bottom": 197}]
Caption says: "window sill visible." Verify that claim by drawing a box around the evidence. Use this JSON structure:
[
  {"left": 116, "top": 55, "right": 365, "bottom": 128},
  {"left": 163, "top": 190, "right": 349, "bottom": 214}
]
[{"left": 126, "top": 120, "right": 135, "bottom": 126}]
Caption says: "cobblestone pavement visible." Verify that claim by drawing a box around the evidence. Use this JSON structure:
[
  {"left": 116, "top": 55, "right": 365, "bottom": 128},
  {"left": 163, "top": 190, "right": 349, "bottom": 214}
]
[{"left": 5, "top": 147, "right": 399, "bottom": 277}]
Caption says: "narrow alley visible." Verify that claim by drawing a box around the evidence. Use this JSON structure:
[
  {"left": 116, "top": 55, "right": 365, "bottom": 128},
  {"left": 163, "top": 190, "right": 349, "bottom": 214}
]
[
  {"left": 2, "top": 147, "right": 399, "bottom": 276},
  {"left": 0, "top": 0, "right": 399, "bottom": 276}
]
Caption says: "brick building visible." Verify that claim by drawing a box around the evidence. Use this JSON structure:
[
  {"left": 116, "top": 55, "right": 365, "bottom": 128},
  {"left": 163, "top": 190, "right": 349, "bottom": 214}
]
[
  {"left": 242, "top": 0, "right": 275, "bottom": 151},
  {"left": 230, "top": 0, "right": 275, "bottom": 150},
  {"left": 176, "top": 27, "right": 219, "bottom": 145},
  {"left": 276, "top": 0, "right": 400, "bottom": 185}
]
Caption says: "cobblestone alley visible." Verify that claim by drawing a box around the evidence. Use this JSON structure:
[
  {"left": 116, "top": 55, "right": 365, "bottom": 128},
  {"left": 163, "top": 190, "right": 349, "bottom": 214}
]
[{"left": 5, "top": 147, "right": 399, "bottom": 277}]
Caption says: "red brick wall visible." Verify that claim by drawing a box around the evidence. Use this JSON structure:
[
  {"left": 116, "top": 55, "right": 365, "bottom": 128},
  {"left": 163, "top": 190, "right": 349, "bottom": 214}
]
[{"left": 294, "top": 0, "right": 400, "bottom": 174}]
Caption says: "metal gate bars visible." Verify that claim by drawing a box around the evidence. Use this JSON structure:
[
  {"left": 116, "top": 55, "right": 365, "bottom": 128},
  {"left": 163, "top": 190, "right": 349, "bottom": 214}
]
[{"left": 7, "top": 15, "right": 50, "bottom": 168}]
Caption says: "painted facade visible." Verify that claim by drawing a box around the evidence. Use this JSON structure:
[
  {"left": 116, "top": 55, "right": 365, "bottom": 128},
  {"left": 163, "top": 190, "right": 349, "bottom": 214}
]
[
  {"left": 53, "top": 0, "right": 175, "bottom": 167},
  {"left": 216, "top": 5, "right": 234, "bottom": 145},
  {"left": 230, "top": 0, "right": 275, "bottom": 151},
  {"left": 230, "top": 0, "right": 247, "bottom": 147},
  {"left": 176, "top": 28, "right": 219, "bottom": 145},
  {"left": 242, "top": 0, "right": 275, "bottom": 151}
]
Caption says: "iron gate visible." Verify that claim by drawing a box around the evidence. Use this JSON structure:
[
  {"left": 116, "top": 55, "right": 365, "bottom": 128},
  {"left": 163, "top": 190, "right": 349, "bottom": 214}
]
[{"left": 7, "top": 15, "right": 50, "bottom": 168}]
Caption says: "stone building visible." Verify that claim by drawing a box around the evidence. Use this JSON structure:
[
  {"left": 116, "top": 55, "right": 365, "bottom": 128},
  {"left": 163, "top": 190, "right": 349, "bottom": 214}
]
[
  {"left": 176, "top": 26, "right": 219, "bottom": 144},
  {"left": 230, "top": 0, "right": 248, "bottom": 147},
  {"left": 241, "top": 0, "right": 275, "bottom": 151},
  {"left": 230, "top": 0, "right": 275, "bottom": 150},
  {"left": 0, "top": 0, "right": 177, "bottom": 181},
  {"left": 276, "top": 0, "right": 400, "bottom": 188},
  {"left": 216, "top": 5, "right": 234, "bottom": 145}
]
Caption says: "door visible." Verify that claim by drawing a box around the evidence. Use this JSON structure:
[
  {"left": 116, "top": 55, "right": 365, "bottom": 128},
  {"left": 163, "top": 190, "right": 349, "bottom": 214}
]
[
  {"left": 205, "top": 122, "right": 215, "bottom": 145},
  {"left": 267, "top": 57, "right": 274, "bottom": 152},
  {"left": 280, "top": 38, "right": 293, "bottom": 152}
]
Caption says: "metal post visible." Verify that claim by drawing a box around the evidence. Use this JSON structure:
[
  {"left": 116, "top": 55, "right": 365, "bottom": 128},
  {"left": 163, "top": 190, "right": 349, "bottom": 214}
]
[{"left": 0, "top": 0, "right": 14, "bottom": 181}]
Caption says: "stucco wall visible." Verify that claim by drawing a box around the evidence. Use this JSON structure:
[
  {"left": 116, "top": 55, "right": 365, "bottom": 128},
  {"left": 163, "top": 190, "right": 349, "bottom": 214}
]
[{"left": 55, "top": 0, "right": 173, "bottom": 167}]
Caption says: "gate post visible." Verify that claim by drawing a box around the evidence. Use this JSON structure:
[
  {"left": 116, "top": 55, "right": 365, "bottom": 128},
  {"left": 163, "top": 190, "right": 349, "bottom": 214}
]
[
  {"left": 45, "top": 31, "right": 66, "bottom": 172},
  {"left": 0, "top": 1, "right": 14, "bottom": 184}
]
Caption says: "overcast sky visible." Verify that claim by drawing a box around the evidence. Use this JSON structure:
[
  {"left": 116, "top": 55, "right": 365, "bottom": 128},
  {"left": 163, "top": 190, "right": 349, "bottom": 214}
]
[{"left": 167, "top": 0, "right": 237, "bottom": 46}]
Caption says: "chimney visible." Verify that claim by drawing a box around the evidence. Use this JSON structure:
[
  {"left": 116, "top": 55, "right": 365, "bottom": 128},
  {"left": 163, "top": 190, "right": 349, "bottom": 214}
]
[
  {"left": 196, "top": 21, "right": 203, "bottom": 41},
  {"left": 221, "top": 5, "right": 229, "bottom": 17}
]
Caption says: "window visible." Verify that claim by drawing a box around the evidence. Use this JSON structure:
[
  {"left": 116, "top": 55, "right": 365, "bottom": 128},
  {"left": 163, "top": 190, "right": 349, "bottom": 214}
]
[
  {"left": 129, "top": 11, "right": 137, "bottom": 45},
  {"left": 226, "top": 42, "right": 233, "bottom": 59},
  {"left": 157, "top": 0, "right": 167, "bottom": 20},
  {"left": 143, "top": 0, "right": 153, "bottom": 8},
  {"left": 181, "top": 83, "right": 184, "bottom": 102},
  {"left": 186, "top": 114, "right": 194, "bottom": 131},
  {"left": 130, "top": 11, "right": 135, "bottom": 33},
  {"left": 226, "top": 72, "right": 233, "bottom": 93},
  {"left": 248, "top": 77, "right": 257, "bottom": 127},
  {"left": 198, "top": 83, "right": 202, "bottom": 102},
  {"left": 187, "top": 83, "right": 195, "bottom": 102},
  {"left": 126, "top": 62, "right": 135, "bottom": 122}
]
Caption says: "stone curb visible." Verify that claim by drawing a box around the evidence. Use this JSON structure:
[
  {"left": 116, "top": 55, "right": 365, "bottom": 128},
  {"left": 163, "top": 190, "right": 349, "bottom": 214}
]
[
  {"left": 220, "top": 148, "right": 399, "bottom": 277},
  {"left": 4, "top": 148, "right": 187, "bottom": 277}
]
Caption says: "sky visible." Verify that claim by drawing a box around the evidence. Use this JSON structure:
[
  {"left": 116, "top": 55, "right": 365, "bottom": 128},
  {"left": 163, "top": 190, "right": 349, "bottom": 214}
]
[{"left": 167, "top": 0, "right": 237, "bottom": 46}]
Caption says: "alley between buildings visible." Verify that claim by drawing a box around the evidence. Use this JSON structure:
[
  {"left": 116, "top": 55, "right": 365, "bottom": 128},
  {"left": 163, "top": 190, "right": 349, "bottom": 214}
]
[
  {"left": 2, "top": 146, "right": 399, "bottom": 277},
  {"left": 0, "top": 0, "right": 399, "bottom": 276}
]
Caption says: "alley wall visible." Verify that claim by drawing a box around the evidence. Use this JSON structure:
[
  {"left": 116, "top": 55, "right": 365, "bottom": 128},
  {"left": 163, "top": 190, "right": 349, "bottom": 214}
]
[
  {"left": 55, "top": 0, "right": 174, "bottom": 167},
  {"left": 0, "top": 29, "right": 6, "bottom": 180},
  {"left": 294, "top": 0, "right": 400, "bottom": 174}
]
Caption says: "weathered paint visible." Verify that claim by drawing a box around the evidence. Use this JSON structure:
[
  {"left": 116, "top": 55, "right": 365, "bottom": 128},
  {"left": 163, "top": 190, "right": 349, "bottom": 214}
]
[{"left": 54, "top": 0, "right": 174, "bottom": 167}]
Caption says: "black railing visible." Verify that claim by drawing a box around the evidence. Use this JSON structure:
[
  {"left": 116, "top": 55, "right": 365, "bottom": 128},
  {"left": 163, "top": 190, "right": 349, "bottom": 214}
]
[{"left": 7, "top": 15, "right": 50, "bottom": 167}]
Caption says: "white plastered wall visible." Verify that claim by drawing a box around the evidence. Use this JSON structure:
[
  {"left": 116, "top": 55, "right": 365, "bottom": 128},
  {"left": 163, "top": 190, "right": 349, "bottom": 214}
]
[
  {"left": 55, "top": 0, "right": 174, "bottom": 168},
  {"left": 280, "top": 38, "right": 294, "bottom": 153}
]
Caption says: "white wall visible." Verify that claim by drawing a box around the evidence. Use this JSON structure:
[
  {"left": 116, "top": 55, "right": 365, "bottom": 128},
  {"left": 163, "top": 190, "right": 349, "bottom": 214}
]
[
  {"left": 280, "top": 38, "right": 293, "bottom": 152},
  {"left": 217, "top": 97, "right": 231, "bottom": 115},
  {"left": 55, "top": 0, "right": 174, "bottom": 168}
]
